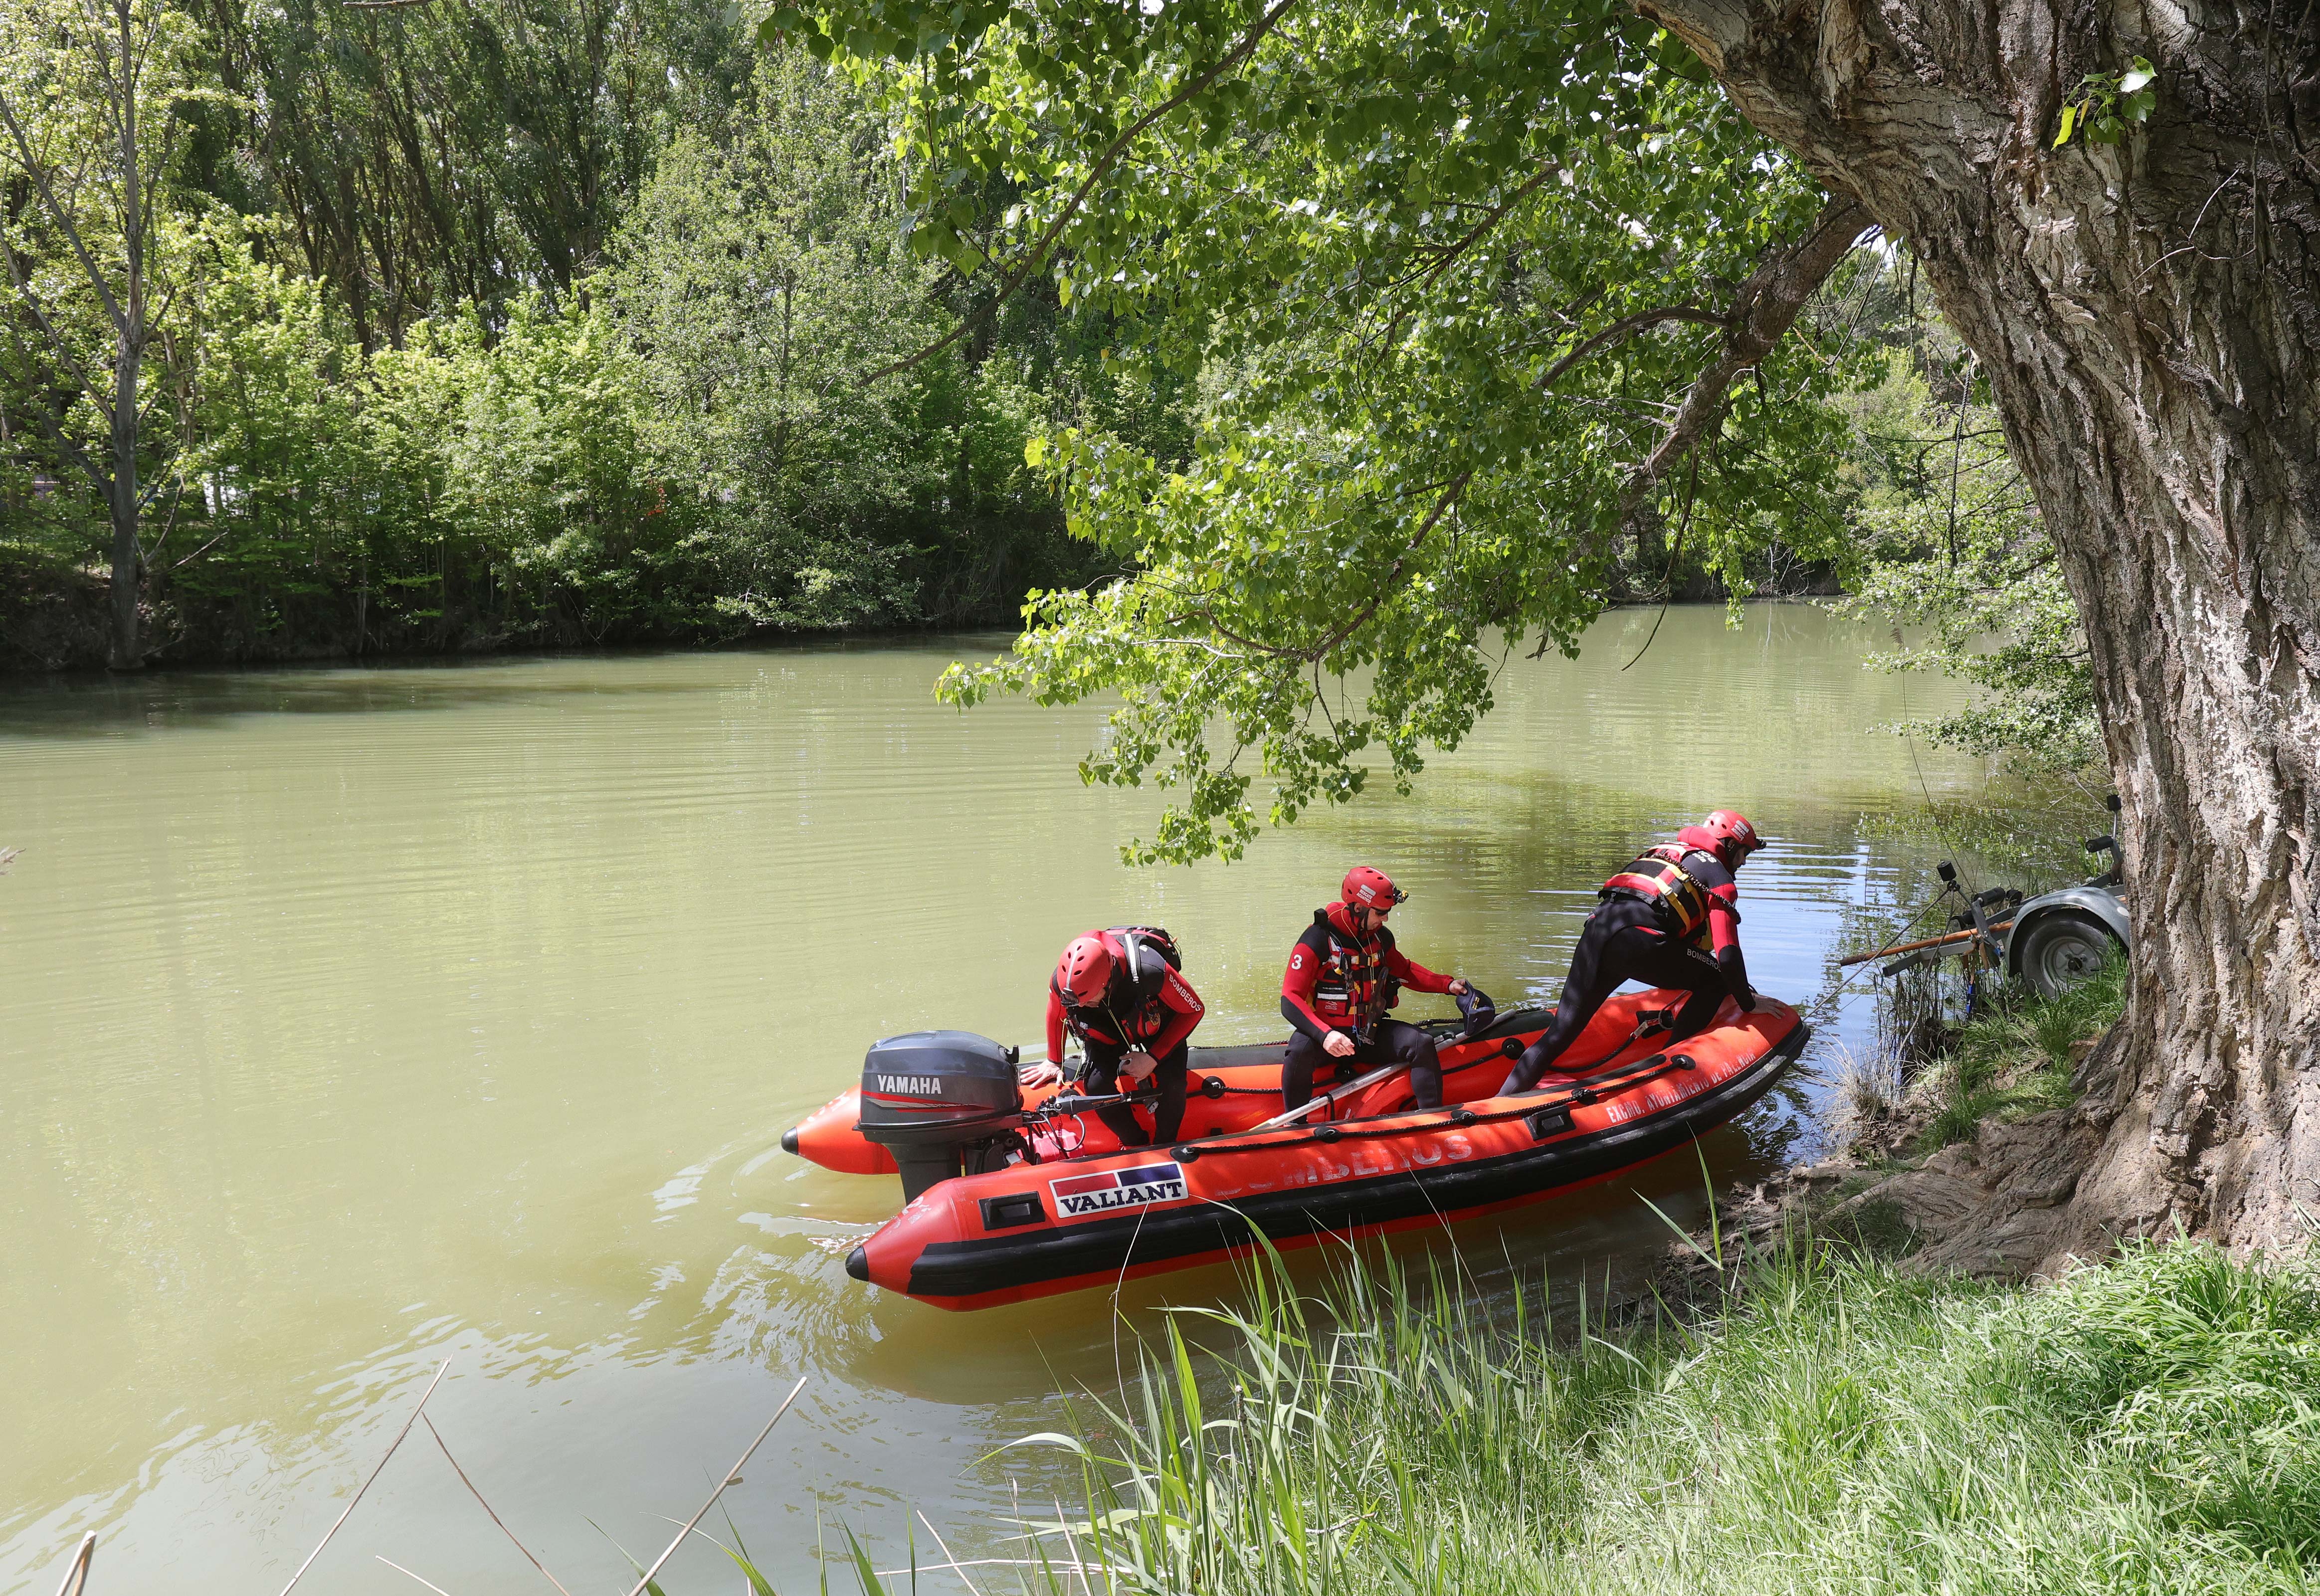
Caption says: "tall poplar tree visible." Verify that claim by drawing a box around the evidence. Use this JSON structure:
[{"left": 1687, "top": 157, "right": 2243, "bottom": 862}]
[{"left": 0, "top": 0, "right": 196, "bottom": 667}]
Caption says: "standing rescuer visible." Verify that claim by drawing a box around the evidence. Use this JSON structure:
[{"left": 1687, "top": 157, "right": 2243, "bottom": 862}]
[
  {"left": 1281, "top": 868, "right": 1470, "bottom": 1113},
  {"left": 1502, "top": 811, "right": 1764, "bottom": 1094},
  {"left": 1046, "top": 928, "right": 1205, "bottom": 1147}
]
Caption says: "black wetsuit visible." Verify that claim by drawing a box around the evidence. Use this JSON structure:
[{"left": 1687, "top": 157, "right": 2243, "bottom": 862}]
[
  {"left": 1047, "top": 949, "right": 1204, "bottom": 1148},
  {"left": 1281, "top": 1023, "right": 1443, "bottom": 1114},
  {"left": 1500, "top": 850, "right": 1754, "bottom": 1094},
  {"left": 1078, "top": 1037, "right": 1191, "bottom": 1148}
]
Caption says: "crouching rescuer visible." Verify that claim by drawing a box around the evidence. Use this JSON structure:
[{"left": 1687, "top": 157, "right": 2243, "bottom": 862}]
[
  {"left": 1281, "top": 868, "right": 1470, "bottom": 1113},
  {"left": 1047, "top": 928, "right": 1204, "bottom": 1147},
  {"left": 1502, "top": 811, "right": 1764, "bottom": 1094}
]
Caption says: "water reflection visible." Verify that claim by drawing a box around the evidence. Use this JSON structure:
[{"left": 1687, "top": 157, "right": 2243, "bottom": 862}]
[{"left": 0, "top": 606, "right": 2067, "bottom": 1594}]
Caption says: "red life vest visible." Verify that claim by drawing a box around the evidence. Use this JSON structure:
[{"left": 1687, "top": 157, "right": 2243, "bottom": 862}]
[
  {"left": 1600, "top": 846, "right": 1716, "bottom": 941},
  {"left": 1055, "top": 926, "right": 1181, "bottom": 1045},
  {"left": 1305, "top": 906, "right": 1396, "bottom": 1031}
]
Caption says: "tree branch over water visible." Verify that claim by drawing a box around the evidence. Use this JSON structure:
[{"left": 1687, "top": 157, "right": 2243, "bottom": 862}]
[
  {"left": 1613, "top": 194, "right": 1872, "bottom": 530},
  {"left": 848, "top": 0, "right": 1303, "bottom": 390}
]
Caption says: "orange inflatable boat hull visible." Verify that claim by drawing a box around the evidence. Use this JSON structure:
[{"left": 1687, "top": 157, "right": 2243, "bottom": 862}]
[{"left": 789, "top": 992, "right": 1807, "bottom": 1310}]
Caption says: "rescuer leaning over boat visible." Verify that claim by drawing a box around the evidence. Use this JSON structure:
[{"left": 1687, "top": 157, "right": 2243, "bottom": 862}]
[
  {"left": 1280, "top": 867, "right": 1471, "bottom": 1114},
  {"left": 1502, "top": 811, "right": 1765, "bottom": 1094},
  {"left": 1044, "top": 928, "right": 1205, "bottom": 1147}
]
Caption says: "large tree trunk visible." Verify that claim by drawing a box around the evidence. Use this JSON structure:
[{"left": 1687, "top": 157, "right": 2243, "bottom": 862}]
[{"left": 1638, "top": 0, "right": 2320, "bottom": 1255}]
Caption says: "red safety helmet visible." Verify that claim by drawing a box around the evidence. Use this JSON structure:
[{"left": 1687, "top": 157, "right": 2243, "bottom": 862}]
[
  {"left": 1341, "top": 866, "right": 1407, "bottom": 912},
  {"left": 1680, "top": 810, "right": 1764, "bottom": 869},
  {"left": 1053, "top": 932, "right": 1115, "bottom": 1007}
]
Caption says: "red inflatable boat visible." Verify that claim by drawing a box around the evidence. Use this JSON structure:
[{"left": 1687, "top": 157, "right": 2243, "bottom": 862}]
[{"left": 782, "top": 992, "right": 1808, "bottom": 1310}]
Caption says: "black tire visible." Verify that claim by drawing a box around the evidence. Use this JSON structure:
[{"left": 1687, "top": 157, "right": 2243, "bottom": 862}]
[{"left": 2014, "top": 910, "right": 2121, "bottom": 999}]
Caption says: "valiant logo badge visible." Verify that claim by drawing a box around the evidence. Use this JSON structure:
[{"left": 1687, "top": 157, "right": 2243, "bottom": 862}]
[
  {"left": 1050, "top": 1162, "right": 1187, "bottom": 1219},
  {"left": 874, "top": 1074, "right": 943, "bottom": 1097}
]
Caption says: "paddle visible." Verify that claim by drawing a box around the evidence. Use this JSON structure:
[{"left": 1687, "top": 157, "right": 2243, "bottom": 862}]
[
  {"left": 1228, "top": 994, "right": 1697, "bottom": 1137},
  {"left": 1251, "top": 981, "right": 1503, "bottom": 1132},
  {"left": 1249, "top": 1060, "right": 1410, "bottom": 1132}
]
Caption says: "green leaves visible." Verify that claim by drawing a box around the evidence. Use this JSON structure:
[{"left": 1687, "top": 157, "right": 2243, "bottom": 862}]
[
  {"left": 2052, "top": 55, "right": 2158, "bottom": 147},
  {"left": 1835, "top": 329, "right": 2100, "bottom": 782},
  {"left": 778, "top": 0, "right": 1866, "bottom": 862}
]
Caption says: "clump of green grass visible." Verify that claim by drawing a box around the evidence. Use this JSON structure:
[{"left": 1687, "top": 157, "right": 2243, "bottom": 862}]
[
  {"left": 1919, "top": 953, "right": 2127, "bottom": 1151},
  {"left": 1020, "top": 1235, "right": 2320, "bottom": 1596}
]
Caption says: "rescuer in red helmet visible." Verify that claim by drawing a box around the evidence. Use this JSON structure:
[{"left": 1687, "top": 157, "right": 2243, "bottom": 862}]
[
  {"left": 1501, "top": 811, "right": 1764, "bottom": 1093},
  {"left": 1046, "top": 926, "right": 1205, "bottom": 1147},
  {"left": 1279, "top": 867, "right": 1470, "bottom": 1113}
]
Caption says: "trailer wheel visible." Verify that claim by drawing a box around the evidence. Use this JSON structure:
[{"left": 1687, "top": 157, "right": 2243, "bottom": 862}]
[{"left": 2015, "top": 910, "right": 2121, "bottom": 999}]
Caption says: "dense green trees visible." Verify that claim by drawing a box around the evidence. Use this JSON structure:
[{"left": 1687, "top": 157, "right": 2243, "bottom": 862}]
[
  {"left": 0, "top": 0, "right": 206, "bottom": 665},
  {"left": 185, "top": 0, "right": 750, "bottom": 344},
  {"left": 1836, "top": 321, "right": 2098, "bottom": 787},
  {"left": 3, "top": 0, "right": 1965, "bottom": 678},
  {"left": 0, "top": 6, "right": 1166, "bottom": 665}
]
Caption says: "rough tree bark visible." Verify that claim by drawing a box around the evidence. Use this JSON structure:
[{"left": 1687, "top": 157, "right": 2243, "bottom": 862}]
[{"left": 1638, "top": 0, "right": 2320, "bottom": 1254}]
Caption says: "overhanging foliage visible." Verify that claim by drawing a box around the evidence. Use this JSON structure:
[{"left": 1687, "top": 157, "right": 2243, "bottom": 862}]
[{"left": 770, "top": 0, "right": 1884, "bottom": 860}]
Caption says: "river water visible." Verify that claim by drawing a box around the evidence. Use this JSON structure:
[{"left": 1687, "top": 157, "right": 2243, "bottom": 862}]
[{"left": 2, "top": 605, "right": 2029, "bottom": 1594}]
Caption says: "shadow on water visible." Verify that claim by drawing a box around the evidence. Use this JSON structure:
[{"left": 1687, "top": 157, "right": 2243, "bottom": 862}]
[{"left": 0, "top": 634, "right": 1010, "bottom": 738}]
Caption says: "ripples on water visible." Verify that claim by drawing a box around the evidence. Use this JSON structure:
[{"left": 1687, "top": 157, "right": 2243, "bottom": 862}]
[{"left": 0, "top": 608, "right": 2077, "bottom": 1594}]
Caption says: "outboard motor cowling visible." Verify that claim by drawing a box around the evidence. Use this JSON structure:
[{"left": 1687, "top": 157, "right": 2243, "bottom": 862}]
[{"left": 856, "top": 1031, "right": 1025, "bottom": 1202}]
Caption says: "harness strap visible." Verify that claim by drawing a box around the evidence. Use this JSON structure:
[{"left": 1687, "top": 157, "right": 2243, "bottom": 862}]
[
  {"left": 1602, "top": 846, "right": 1714, "bottom": 939},
  {"left": 1306, "top": 904, "right": 1398, "bottom": 1033}
]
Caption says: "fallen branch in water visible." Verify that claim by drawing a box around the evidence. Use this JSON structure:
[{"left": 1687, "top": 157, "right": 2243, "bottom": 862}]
[
  {"left": 374, "top": 1556, "right": 456, "bottom": 1596},
  {"left": 424, "top": 1415, "right": 575, "bottom": 1596},
  {"left": 277, "top": 1359, "right": 450, "bottom": 1596},
  {"left": 49, "top": 1532, "right": 95, "bottom": 1596},
  {"left": 622, "top": 1376, "right": 807, "bottom": 1596},
  {"left": 1837, "top": 920, "right": 2014, "bottom": 967}
]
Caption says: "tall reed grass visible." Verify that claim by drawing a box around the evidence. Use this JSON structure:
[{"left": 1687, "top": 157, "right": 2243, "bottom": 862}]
[
  {"left": 998, "top": 1233, "right": 2320, "bottom": 1596},
  {"left": 1920, "top": 953, "right": 2128, "bottom": 1150}
]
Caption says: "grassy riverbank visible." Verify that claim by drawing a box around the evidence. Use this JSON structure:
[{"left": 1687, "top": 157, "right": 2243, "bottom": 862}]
[
  {"left": 1908, "top": 956, "right": 2129, "bottom": 1153},
  {"left": 1002, "top": 1237, "right": 2320, "bottom": 1596}
]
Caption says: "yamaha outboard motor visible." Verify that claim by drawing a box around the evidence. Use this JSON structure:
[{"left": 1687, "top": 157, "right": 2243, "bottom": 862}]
[{"left": 855, "top": 1031, "right": 1025, "bottom": 1202}]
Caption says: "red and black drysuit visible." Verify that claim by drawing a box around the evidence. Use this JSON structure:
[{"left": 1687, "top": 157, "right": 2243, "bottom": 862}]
[
  {"left": 1045, "top": 931, "right": 1204, "bottom": 1147},
  {"left": 1501, "top": 841, "right": 1754, "bottom": 1094},
  {"left": 1280, "top": 903, "right": 1458, "bottom": 1112}
]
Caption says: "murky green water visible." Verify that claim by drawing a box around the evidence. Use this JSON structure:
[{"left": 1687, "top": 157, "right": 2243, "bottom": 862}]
[{"left": 2, "top": 606, "right": 2023, "bottom": 1593}]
